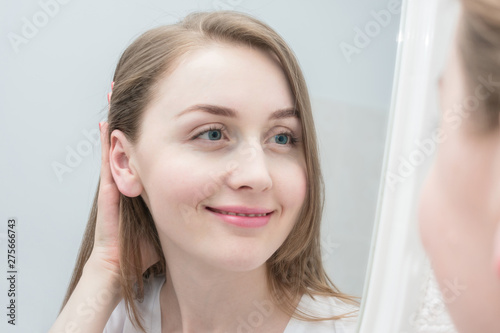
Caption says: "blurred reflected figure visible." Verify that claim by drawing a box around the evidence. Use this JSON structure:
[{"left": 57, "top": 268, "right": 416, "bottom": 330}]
[{"left": 419, "top": 0, "right": 500, "bottom": 332}]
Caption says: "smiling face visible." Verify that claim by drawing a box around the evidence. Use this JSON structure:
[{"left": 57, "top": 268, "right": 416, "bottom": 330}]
[
  {"left": 115, "top": 43, "right": 307, "bottom": 272},
  {"left": 418, "top": 23, "right": 500, "bottom": 332}
]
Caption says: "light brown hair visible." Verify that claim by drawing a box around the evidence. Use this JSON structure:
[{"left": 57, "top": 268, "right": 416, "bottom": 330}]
[
  {"left": 61, "top": 10, "right": 357, "bottom": 331},
  {"left": 459, "top": 0, "right": 500, "bottom": 131}
]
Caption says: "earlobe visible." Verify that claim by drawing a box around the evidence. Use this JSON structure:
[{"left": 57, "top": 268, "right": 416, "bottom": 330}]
[{"left": 109, "top": 129, "right": 143, "bottom": 197}]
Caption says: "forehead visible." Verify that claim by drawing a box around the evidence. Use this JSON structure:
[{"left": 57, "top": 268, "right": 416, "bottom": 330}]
[{"left": 147, "top": 43, "right": 296, "bottom": 121}]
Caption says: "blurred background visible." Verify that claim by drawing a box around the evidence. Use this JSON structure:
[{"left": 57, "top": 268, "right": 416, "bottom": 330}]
[{"left": 0, "top": 0, "right": 400, "bottom": 331}]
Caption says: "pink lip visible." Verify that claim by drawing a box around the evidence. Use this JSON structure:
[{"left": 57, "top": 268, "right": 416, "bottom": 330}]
[{"left": 206, "top": 206, "right": 274, "bottom": 228}]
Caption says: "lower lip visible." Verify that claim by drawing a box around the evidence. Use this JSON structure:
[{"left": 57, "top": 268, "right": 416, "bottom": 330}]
[{"left": 207, "top": 208, "right": 272, "bottom": 228}]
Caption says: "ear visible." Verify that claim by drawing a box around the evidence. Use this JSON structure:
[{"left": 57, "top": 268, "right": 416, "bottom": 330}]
[{"left": 109, "top": 129, "right": 143, "bottom": 197}]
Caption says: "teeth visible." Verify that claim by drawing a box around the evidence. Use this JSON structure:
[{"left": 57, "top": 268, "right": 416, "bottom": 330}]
[{"left": 213, "top": 209, "right": 267, "bottom": 217}]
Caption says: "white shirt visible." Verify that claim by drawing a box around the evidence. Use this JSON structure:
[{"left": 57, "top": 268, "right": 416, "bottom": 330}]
[{"left": 104, "top": 274, "right": 358, "bottom": 333}]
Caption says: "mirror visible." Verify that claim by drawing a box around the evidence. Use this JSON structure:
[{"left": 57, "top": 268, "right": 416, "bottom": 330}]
[
  {"left": 359, "top": 0, "right": 460, "bottom": 331},
  {"left": 0, "top": 1, "right": 400, "bottom": 330}
]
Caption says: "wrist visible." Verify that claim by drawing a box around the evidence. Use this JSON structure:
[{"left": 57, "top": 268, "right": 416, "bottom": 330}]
[
  {"left": 50, "top": 254, "right": 122, "bottom": 333},
  {"left": 84, "top": 254, "right": 122, "bottom": 289}
]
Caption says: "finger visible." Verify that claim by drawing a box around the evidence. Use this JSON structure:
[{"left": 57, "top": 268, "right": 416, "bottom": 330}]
[
  {"left": 99, "top": 122, "right": 113, "bottom": 189},
  {"left": 98, "top": 122, "right": 120, "bottom": 212}
]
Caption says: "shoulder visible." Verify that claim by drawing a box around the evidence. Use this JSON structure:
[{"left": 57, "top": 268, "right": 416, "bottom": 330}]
[
  {"left": 103, "top": 274, "right": 166, "bottom": 333},
  {"left": 284, "top": 293, "right": 359, "bottom": 333}
]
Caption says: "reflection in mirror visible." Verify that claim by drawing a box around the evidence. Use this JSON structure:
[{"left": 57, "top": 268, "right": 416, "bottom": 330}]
[
  {"left": 417, "top": 0, "right": 500, "bottom": 331},
  {"left": 359, "top": 0, "right": 467, "bottom": 332},
  {"left": 1, "top": 1, "right": 400, "bottom": 331}
]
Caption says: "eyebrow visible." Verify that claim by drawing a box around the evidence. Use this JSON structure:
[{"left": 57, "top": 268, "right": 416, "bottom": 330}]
[{"left": 175, "top": 104, "right": 300, "bottom": 120}]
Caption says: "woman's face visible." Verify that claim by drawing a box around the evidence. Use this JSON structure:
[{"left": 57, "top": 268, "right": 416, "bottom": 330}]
[
  {"left": 116, "top": 43, "right": 307, "bottom": 272},
  {"left": 418, "top": 24, "right": 500, "bottom": 332}
]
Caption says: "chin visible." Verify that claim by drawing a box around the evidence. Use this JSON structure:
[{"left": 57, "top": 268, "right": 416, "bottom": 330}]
[{"left": 207, "top": 248, "right": 271, "bottom": 273}]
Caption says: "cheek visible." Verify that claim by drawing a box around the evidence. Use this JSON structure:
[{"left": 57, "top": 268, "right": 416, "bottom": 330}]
[
  {"left": 418, "top": 167, "right": 442, "bottom": 258},
  {"left": 418, "top": 154, "right": 466, "bottom": 273},
  {"left": 140, "top": 149, "right": 213, "bottom": 225},
  {"left": 271, "top": 159, "right": 308, "bottom": 216},
  {"left": 418, "top": 158, "right": 461, "bottom": 282}
]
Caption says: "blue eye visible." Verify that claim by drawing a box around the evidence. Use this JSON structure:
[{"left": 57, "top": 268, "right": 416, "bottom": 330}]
[
  {"left": 274, "top": 134, "right": 289, "bottom": 145},
  {"left": 271, "top": 131, "right": 299, "bottom": 146},
  {"left": 206, "top": 130, "right": 222, "bottom": 140},
  {"left": 194, "top": 127, "right": 224, "bottom": 141}
]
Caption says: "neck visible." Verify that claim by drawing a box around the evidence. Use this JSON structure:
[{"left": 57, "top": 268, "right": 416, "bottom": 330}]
[{"left": 159, "top": 248, "right": 293, "bottom": 332}]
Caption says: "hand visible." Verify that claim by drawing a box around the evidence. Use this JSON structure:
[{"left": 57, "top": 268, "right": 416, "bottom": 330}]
[
  {"left": 88, "top": 122, "right": 122, "bottom": 276},
  {"left": 88, "top": 122, "right": 160, "bottom": 277}
]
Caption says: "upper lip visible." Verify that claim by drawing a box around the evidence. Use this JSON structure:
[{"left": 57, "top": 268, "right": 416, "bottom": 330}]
[{"left": 206, "top": 205, "right": 274, "bottom": 215}]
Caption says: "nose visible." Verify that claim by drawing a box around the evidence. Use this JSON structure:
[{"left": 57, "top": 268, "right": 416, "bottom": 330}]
[{"left": 225, "top": 142, "right": 273, "bottom": 192}]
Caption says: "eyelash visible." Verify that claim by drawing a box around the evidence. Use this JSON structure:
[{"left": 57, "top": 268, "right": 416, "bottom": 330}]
[{"left": 191, "top": 125, "right": 300, "bottom": 146}]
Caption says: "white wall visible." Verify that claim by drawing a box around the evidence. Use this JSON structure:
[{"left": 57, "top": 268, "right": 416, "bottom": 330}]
[{"left": 0, "top": 0, "right": 400, "bottom": 331}]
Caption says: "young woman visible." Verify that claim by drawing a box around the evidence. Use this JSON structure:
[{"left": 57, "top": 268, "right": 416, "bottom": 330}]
[
  {"left": 419, "top": 0, "right": 500, "bottom": 332},
  {"left": 50, "top": 11, "right": 357, "bottom": 333}
]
